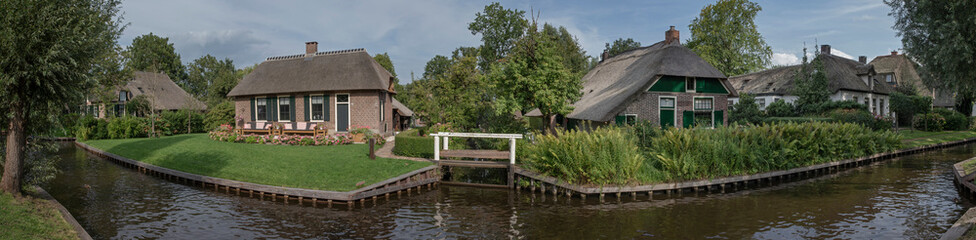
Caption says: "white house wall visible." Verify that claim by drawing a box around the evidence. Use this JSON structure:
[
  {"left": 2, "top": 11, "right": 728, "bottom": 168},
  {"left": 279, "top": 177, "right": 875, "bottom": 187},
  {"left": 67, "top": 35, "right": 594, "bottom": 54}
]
[{"left": 730, "top": 92, "right": 890, "bottom": 117}]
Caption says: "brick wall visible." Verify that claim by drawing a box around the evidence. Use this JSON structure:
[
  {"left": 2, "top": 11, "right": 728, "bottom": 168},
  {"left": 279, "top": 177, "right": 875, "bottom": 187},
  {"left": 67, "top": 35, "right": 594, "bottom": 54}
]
[
  {"left": 617, "top": 92, "right": 729, "bottom": 127},
  {"left": 234, "top": 90, "right": 393, "bottom": 135}
]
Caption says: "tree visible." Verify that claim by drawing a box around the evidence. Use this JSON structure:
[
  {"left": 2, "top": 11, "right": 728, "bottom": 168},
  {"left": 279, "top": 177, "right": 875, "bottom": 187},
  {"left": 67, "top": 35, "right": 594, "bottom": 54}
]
[
  {"left": 422, "top": 55, "right": 451, "bottom": 80},
  {"left": 887, "top": 0, "right": 976, "bottom": 91},
  {"left": 890, "top": 92, "right": 932, "bottom": 126},
  {"left": 764, "top": 99, "right": 795, "bottom": 117},
  {"left": 186, "top": 54, "right": 236, "bottom": 105},
  {"left": 541, "top": 23, "right": 588, "bottom": 74},
  {"left": 469, "top": 2, "right": 528, "bottom": 71},
  {"left": 686, "top": 0, "right": 772, "bottom": 76},
  {"left": 603, "top": 38, "right": 641, "bottom": 57},
  {"left": 490, "top": 22, "right": 583, "bottom": 134},
  {"left": 729, "top": 94, "right": 764, "bottom": 124},
  {"left": 0, "top": 0, "right": 123, "bottom": 194},
  {"left": 373, "top": 53, "right": 397, "bottom": 79},
  {"left": 126, "top": 33, "right": 187, "bottom": 85},
  {"left": 792, "top": 46, "right": 830, "bottom": 114}
]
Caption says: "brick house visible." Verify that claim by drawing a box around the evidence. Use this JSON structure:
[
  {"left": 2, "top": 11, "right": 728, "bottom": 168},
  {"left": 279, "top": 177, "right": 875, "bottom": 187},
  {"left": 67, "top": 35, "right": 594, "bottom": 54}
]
[
  {"left": 84, "top": 71, "right": 206, "bottom": 118},
  {"left": 226, "top": 42, "right": 396, "bottom": 135},
  {"left": 869, "top": 51, "right": 954, "bottom": 109},
  {"left": 528, "top": 26, "right": 735, "bottom": 129}
]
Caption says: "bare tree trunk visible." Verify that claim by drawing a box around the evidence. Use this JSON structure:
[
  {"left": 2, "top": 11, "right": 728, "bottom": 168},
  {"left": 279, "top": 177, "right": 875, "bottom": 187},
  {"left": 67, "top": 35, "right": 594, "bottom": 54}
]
[{"left": 1, "top": 102, "right": 28, "bottom": 196}]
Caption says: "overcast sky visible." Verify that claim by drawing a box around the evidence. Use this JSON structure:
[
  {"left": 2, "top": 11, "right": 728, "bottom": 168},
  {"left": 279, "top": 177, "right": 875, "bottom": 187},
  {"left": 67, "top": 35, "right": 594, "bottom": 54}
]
[{"left": 118, "top": 0, "right": 902, "bottom": 81}]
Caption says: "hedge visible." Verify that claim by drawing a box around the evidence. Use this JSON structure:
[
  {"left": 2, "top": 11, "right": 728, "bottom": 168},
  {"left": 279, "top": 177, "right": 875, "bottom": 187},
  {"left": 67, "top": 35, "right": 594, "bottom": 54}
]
[{"left": 392, "top": 129, "right": 437, "bottom": 158}]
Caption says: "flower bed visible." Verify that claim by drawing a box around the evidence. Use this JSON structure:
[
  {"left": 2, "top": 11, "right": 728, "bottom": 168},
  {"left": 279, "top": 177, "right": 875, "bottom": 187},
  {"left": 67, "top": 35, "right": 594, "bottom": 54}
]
[{"left": 209, "top": 125, "right": 355, "bottom": 146}]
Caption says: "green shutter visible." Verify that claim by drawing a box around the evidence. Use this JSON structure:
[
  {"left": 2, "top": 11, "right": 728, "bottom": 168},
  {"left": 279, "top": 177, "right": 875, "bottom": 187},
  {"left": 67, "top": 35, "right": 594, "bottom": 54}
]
[
  {"left": 304, "top": 95, "right": 310, "bottom": 121},
  {"left": 714, "top": 110, "right": 724, "bottom": 127},
  {"left": 660, "top": 110, "right": 675, "bottom": 127},
  {"left": 324, "top": 94, "right": 331, "bottom": 121},
  {"left": 682, "top": 111, "right": 694, "bottom": 128},
  {"left": 615, "top": 115, "right": 626, "bottom": 126},
  {"left": 290, "top": 96, "right": 296, "bottom": 122},
  {"left": 250, "top": 98, "right": 255, "bottom": 121},
  {"left": 696, "top": 78, "right": 729, "bottom": 94},
  {"left": 648, "top": 76, "right": 686, "bottom": 92},
  {"left": 268, "top": 97, "right": 277, "bottom": 122}
]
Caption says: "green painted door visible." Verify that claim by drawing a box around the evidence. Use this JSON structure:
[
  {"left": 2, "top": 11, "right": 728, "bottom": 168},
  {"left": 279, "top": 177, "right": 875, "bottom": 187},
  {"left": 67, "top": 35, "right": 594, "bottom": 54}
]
[
  {"left": 660, "top": 110, "right": 674, "bottom": 127},
  {"left": 713, "top": 110, "right": 724, "bottom": 127},
  {"left": 682, "top": 111, "right": 694, "bottom": 128}
]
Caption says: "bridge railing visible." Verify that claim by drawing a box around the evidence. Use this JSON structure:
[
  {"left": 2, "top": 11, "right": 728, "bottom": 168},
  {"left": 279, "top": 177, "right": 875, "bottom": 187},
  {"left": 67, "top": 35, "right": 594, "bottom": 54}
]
[{"left": 428, "top": 132, "right": 523, "bottom": 165}]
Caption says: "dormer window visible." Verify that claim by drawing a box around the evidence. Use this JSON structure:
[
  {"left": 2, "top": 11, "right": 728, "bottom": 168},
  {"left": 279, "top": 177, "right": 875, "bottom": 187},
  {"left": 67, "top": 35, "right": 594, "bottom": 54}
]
[
  {"left": 685, "top": 77, "right": 696, "bottom": 92},
  {"left": 118, "top": 91, "right": 128, "bottom": 102},
  {"left": 885, "top": 74, "right": 893, "bottom": 83}
]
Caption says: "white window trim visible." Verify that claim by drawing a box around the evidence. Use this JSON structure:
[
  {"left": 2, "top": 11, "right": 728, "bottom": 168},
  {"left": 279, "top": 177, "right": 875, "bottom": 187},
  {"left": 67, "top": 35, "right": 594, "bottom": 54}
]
[
  {"left": 685, "top": 77, "right": 697, "bottom": 93},
  {"left": 255, "top": 96, "right": 269, "bottom": 122},
  {"left": 308, "top": 94, "right": 326, "bottom": 123},
  {"left": 659, "top": 96, "right": 677, "bottom": 127},
  {"left": 335, "top": 93, "right": 351, "bottom": 132},
  {"left": 624, "top": 114, "right": 638, "bottom": 125},
  {"left": 693, "top": 96, "right": 715, "bottom": 129},
  {"left": 277, "top": 95, "right": 292, "bottom": 122}
]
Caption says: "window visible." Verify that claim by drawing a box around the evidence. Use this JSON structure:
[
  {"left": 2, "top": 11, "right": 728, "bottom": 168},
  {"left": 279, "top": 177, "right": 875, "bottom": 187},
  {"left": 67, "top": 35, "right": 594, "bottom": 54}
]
[
  {"left": 757, "top": 98, "right": 766, "bottom": 108},
  {"left": 119, "top": 91, "right": 128, "bottom": 102},
  {"left": 880, "top": 99, "right": 885, "bottom": 115},
  {"left": 625, "top": 114, "right": 637, "bottom": 126},
  {"left": 853, "top": 96, "right": 858, "bottom": 103},
  {"left": 728, "top": 100, "right": 734, "bottom": 106},
  {"left": 256, "top": 98, "right": 267, "bottom": 121},
  {"left": 685, "top": 77, "right": 696, "bottom": 92},
  {"left": 694, "top": 98, "right": 713, "bottom": 110},
  {"left": 660, "top": 98, "right": 675, "bottom": 108},
  {"left": 694, "top": 112, "right": 713, "bottom": 128},
  {"left": 310, "top": 95, "right": 325, "bottom": 121},
  {"left": 885, "top": 74, "right": 893, "bottom": 83},
  {"left": 279, "top": 97, "right": 291, "bottom": 122},
  {"left": 336, "top": 94, "right": 349, "bottom": 103},
  {"left": 864, "top": 98, "right": 869, "bottom": 107},
  {"left": 380, "top": 95, "right": 385, "bottom": 122},
  {"left": 872, "top": 99, "right": 877, "bottom": 114}
]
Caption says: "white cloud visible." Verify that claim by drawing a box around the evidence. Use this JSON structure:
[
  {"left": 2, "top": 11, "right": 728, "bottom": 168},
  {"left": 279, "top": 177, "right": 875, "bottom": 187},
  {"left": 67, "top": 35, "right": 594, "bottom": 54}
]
[{"left": 771, "top": 52, "right": 800, "bottom": 66}]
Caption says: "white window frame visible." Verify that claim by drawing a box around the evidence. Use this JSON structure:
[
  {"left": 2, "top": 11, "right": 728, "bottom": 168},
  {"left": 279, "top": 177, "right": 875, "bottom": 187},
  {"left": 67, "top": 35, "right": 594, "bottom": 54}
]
[
  {"left": 255, "top": 97, "right": 268, "bottom": 122},
  {"left": 335, "top": 93, "right": 351, "bottom": 132},
  {"left": 885, "top": 74, "right": 893, "bottom": 83},
  {"left": 693, "top": 96, "right": 715, "bottom": 129},
  {"left": 277, "top": 95, "right": 292, "bottom": 122},
  {"left": 757, "top": 98, "right": 766, "bottom": 108},
  {"left": 308, "top": 94, "right": 326, "bottom": 122},
  {"left": 685, "top": 77, "right": 697, "bottom": 93},
  {"left": 624, "top": 114, "right": 638, "bottom": 126},
  {"left": 659, "top": 96, "right": 677, "bottom": 127}
]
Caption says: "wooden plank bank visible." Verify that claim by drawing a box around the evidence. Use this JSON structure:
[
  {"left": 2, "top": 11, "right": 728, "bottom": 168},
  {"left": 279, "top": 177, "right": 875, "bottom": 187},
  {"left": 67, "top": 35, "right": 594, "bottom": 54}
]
[
  {"left": 514, "top": 137, "right": 976, "bottom": 201},
  {"left": 943, "top": 157, "right": 976, "bottom": 240},
  {"left": 74, "top": 141, "right": 440, "bottom": 209}
]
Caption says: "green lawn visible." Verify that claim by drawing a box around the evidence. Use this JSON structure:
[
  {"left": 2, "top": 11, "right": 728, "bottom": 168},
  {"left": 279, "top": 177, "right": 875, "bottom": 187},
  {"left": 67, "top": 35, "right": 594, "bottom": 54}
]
[
  {"left": 899, "top": 130, "right": 976, "bottom": 149},
  {"left": 0, "top": 192, "right": 78, "bottom": 240},
  {"left": 84, "top": 134, "right": 431, "bottom": 191}
]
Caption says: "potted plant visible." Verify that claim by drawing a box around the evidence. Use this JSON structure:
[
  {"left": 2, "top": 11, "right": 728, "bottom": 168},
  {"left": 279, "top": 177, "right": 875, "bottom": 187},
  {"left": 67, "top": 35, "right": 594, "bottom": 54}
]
[{"left": 349, "top": 125, "right": 371, "bottom": 143}]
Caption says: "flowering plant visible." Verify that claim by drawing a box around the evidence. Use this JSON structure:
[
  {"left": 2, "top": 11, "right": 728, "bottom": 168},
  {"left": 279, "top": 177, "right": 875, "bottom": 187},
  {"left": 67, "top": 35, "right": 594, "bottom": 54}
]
[{"left": 208, "top": 124, "right": 353, "bottom": 146}]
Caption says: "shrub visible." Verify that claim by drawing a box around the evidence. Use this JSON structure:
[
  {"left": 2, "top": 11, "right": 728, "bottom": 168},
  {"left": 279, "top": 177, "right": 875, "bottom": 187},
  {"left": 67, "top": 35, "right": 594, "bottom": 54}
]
[
  {"left": 764, "top": 117, "right": 834, "bottom": 124},
  {"left": 890, "top": 92, "right": 933, "bottom": 126},
  {"left": 765, "top": 99, "right": 795, "bottom": 117},
  {"left": 970, "top": 117, "right": 976, "bottom": 131},
  {"left": 522, "top": 127, "right": 652, "bottom": 185},
  {"left": 826, "top": 109, "right": 891, "bottom": 131},
  {"left": 913, "top": 113, "right": 946, "bottom": 131},
  {"left": 392, "top": 129, "right": 436, "bottom": 158},
  {"left": 729, "top": 94, "right": 764, "bottom": 124},
  {"left": 933, "top": 108, "right": 968, "bottom": 131},
  {"left": 204, "top": 101, "right": 235, "bottom": 131}
]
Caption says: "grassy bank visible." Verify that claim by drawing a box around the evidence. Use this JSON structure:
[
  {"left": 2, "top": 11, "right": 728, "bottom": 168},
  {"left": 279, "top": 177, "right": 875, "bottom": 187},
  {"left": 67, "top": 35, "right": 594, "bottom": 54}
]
[
  {"left": 899, "top": 130, "right": 976, "bottom": 148},
  {"left": 84, "top": 134, "right": 431, "bottom": 191},
  {"left": 0, "top": 192, "right": 78, "bottom": 240}
]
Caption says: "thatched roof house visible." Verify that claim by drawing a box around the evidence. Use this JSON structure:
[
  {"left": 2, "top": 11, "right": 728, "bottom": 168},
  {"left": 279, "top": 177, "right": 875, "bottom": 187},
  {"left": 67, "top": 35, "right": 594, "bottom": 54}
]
[
  {"left": 84, "top": 71, "right": 206, "bottom": 118},
  {"left": 529, "top": 26, "right": 735, "bottom": 129},
  {"left": 227, "top": 42, "right": 396, "bottom": 135},
  {"left": 729, "top": 45, "right": 894, "bottom": 116},
  {"left": 870, "top": 51, "right": 954, "bottom": 108}
]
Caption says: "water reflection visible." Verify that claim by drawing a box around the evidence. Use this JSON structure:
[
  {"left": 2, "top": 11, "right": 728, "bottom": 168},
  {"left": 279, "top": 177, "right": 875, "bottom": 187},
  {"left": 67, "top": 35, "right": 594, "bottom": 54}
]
[{"left": 47, "top": 143, "right": 976, "bottom": 239}]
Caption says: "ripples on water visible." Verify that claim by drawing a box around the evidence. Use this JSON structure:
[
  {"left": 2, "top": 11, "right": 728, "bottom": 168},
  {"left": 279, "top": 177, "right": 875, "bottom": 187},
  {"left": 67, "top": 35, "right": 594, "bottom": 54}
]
[{"left": 46, "top": 143, "right": 976, "bottom": 239}]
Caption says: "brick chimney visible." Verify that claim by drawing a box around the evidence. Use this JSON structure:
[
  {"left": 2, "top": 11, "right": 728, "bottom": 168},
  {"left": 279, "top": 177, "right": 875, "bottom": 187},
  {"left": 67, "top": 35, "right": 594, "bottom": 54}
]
[
  {"left": 665, "top": 26, "right": 679, "bottom": 44},
  {"left": 820, "top": 44, "right": 831, "bottom": 55},
  {"left": 305, "top": 41, "right": 318, "bottom": 57},
  {"left": 601, "top": 49, "right": 610, "bottom": 62},
  {"left": 859, "top": 56, "right": 867, "bottom": 64},
  {"left": 891, "top": 50, "right": 898, "bottom": 56}
]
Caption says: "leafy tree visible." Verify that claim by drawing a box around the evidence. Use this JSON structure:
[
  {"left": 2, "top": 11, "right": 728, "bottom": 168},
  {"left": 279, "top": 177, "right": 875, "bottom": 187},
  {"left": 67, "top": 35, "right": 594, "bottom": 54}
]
[
  {"left": 0, "top": 0, "right": 123, "bottom": 194},
  {"left": 204, "top": 101, "right": 235, "bottom": 130},
  {"left": 373, "top": 52, "right": 397, "bottom": 79},
  {"left": 792, "top": 47, "right": 830, "bottom": 114},
  {"left": 125, "top": 95, "right": 152, "bottom": 117},
  {"left": 603, "top": 38, "right": 641, "bottom": 57},
  {"left": 422, "top": 55, "right": 451, "bottom": 79},
  {"left": 541, "top": 23, "right": 588, "bottom": 74},
  {"left": 686, "top": 0, "right": 772, "bottom": 76},
  {"left": 764, "top": 99, "right": 795, "bottom": 117},
  {"left": 729, "top": 94, "right": 764, "bottom": 124},
  {"left": 126, "top": 33, "right": 187, "bottom": 83},
  {"left": 490, "top": 23, "right": 583, "bottom": 134},
  {"left": 469, "top": 2, "right": 528, "bottom": 71},
  {"left": 186, "top": 54, "right": 236, "bottom": 105},
  {"left": 890, "top": 92, "right": 933, "bottom": 126},
  {"left": 887, "top": 0, "right": 976, "bottom": 91},
  {"left": 418, "top": 55, "right": 489, "bottom": 130}
]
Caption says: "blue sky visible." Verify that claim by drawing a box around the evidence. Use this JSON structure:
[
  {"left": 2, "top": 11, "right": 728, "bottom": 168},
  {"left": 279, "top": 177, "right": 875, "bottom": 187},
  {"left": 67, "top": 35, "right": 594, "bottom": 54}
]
[{"left": 118, "top": 0, "right": 901, "bottom": 81}]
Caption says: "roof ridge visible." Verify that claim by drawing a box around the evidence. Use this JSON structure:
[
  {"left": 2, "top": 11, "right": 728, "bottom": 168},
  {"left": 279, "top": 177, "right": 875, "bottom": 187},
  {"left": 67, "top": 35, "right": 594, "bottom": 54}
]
[{"left": 265, "top": 48, "right": 366, "bottom": 61}]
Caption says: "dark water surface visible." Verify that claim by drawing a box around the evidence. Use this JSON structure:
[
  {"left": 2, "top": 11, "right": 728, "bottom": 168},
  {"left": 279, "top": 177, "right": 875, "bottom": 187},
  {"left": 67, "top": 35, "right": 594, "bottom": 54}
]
[{"left": 47, "top": 142, "right": 976, "bottom": 239}]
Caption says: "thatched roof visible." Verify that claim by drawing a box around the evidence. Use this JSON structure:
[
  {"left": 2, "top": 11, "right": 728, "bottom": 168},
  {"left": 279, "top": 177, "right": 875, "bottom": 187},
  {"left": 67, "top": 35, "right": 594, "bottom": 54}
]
[
  {"left": 870, "top": 54, "right": 954, "bottom": 107},
  {"left": 527, "top": 40, "right": 732, "bottom": 121},
  {"left": 392, "top": 97, "right": 413, "bottom": 117},
  {"left": 125, "top": 71, "right": 207, "bottom": 111},
  {"left": 227, "top": 48, "right": 394, "bottom": 97},
  {"left": 730, "top": 54, "right": 894, "bottom": 96}
]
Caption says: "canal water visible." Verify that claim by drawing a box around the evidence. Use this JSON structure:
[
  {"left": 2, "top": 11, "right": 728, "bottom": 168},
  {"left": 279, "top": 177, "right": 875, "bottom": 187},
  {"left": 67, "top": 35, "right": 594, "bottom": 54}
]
[{"left": 46, "top": 142, "right": 976, "bottom": 239}]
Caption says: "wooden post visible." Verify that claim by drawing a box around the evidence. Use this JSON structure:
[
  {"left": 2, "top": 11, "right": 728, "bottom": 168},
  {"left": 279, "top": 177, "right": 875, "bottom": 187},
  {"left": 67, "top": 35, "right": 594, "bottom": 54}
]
[
  {"left": 443, "top": 136, "right": 449, "bottom": 150},
  {"left": 433, "top": 134, "right": 440, "bottom": 161},
  {"left": 369, "top": 138, "right": 376, "bottom": 160}
]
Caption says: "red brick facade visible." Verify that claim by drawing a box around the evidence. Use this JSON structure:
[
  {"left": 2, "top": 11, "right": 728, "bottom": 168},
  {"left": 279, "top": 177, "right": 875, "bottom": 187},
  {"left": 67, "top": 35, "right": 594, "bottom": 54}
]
[
  {"left": 617, "top": 92, "right": 728, "bottom": 127},
  {"left": 234, "top": 90, "right": 394, "bottom": 135}
]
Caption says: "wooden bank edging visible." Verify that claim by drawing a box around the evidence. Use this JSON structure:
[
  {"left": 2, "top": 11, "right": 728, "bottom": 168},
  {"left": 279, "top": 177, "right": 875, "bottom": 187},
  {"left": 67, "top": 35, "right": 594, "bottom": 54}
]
[
  {"left": 33, "top": 186, "right": 93, "bottom": 240},
  {"left": 74, "top": 141, "right": 440, "bottom": 206},
  {"left": 514, "top": 137, "right": 976, "bottom": 199},
  {"left": 943, "top": 157, "right": 976, "bottom": 240}
]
